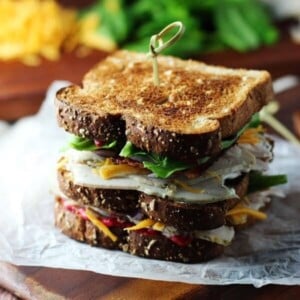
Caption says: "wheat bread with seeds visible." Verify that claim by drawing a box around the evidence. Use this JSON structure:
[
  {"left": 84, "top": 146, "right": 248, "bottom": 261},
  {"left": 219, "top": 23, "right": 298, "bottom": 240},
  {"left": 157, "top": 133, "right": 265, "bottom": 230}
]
[
  {"left": 55, "top": 197, "right": 127, "bottom": 250},
  {"left": 56, "top": 50, "right": 273, "bottom": 160}
]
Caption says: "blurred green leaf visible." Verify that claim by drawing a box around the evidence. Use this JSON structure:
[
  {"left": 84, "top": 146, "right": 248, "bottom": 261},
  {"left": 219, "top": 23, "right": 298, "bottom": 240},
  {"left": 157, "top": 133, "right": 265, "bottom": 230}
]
[{"left": 79, "top": 0, "right": 279, "bottom": 56}]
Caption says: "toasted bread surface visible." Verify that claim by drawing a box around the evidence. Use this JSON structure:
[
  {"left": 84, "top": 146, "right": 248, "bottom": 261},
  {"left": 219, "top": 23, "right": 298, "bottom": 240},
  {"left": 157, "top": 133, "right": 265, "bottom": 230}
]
[{"left": 57, "top": 50, "right": 272, "bottom": 135}]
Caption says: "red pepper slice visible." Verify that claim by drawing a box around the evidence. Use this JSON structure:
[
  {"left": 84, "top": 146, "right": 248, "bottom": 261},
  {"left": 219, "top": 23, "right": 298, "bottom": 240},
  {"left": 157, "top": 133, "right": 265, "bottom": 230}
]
[
  {"left": 170, "top": 235, "right": 192, "bottom": 247},
  {"left": 94, "top": 139, "right": 103, "bottom": 147},
  {"left": 137, "top": 228, "right": 159, "bottom": 237},
  {"left": 101, "top": 217, "right": 132, "bottom": 228}
]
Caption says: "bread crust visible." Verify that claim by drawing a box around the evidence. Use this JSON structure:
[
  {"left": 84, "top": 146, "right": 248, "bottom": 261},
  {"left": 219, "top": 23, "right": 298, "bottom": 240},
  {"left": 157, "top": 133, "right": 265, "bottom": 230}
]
[
  {"left": 128, "top": 231, "right": 224, "bottom": 263},
  {"left": 54, "top": 197, "right": 126, "bottom": 249},
  {"left": 56, "top": 88, "right": 126, "bottom": 146},
  {"left": 125, "top": 116, "right": 221, "bottom": 160},
  {"left": 56, "top": 50, "right": 273, "bottom": 160},
  {"left": 58, "top": 168, "right": 140, "bottom": 213},
  {"left": 140, "top": 174, "right": 249, "bottom": 231}
]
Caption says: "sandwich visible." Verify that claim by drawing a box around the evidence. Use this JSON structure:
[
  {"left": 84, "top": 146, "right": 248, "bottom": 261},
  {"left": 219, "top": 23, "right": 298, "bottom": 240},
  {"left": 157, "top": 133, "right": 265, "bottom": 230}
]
[{"left": 54, "top": 50, "right": 287, "bottom": 263}]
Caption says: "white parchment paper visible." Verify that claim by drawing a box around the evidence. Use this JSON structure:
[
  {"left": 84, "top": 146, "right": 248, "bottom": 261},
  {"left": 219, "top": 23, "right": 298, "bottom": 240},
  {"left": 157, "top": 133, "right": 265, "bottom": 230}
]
[{"left": 0, "top": 81, "right": 299, "bottom": 287}]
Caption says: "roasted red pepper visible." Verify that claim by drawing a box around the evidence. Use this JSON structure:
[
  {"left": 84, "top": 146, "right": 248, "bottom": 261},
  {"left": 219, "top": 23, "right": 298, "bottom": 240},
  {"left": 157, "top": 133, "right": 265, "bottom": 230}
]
[
  {"left": 101, "top": 217, "right": 132, "bottom": 228},
  {"left": 170, "top": 235, "right": 192, "bottom": 247}
]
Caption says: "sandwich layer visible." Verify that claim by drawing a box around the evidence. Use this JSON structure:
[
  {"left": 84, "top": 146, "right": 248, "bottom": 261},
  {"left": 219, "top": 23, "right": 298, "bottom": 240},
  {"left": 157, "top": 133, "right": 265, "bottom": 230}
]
[
  {"left": 58, "top": 168, "right": 140, "bottom": 214},
  {"left": 56, "top": 50, "right": 273, "bottom": 160},
  {"left": 54, "top": 196, "right": 233, "bottom": 263},
  {"left": 55, "top": 190, "right": 271, "bottom": 263},
  {"left": 55, "top": 197, "right": 127, "bottom": 250},
  {"left": 58, "top": 164, "right": 248, "bottom": 231}
]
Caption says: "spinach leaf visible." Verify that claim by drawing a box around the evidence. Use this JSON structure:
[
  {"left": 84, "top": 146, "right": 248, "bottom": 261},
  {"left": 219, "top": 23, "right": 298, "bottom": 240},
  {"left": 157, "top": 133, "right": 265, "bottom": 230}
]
[
  {"left": 221, "top": 113, "right": 260, "bottom": 150},
  {"left": 119, "top": 141, "right": 191, "bottom": 178},
  {"left": 248, "top": 171, "right": 288, "bottom": 194},
  {"left": 68, "top": 136, "right": 117, "bottom": 151}
]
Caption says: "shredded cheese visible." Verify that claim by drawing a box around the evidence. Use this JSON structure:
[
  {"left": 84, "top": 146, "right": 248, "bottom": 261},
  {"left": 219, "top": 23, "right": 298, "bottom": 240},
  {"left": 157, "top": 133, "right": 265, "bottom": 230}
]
[
  {"left": 0, "top": 0, "right": 77, "bottom": 65},
  {"left": 95, "top": 158, "right": 148, "bottom": 179},
  {"left": 125, "top": 219, "right": 155, "bottom": 231},
  {"left": 125, "top": 219, "right": 165, "bottom": 232},
  {"left": 238, "top": 126, "right": 264, "bottom": 145},
  {"left": 152, "top": 222, "right": 165, "bottom": 232},
  {"left": 226, "top": 203, "right": 267, "bottom": 225},
  {"left": 173, "top": 179, "right": 204, "bottom": 194},
  {"left": 76, "top": 13, "right": 117, "bottom": 52},
  {"left": 85, "top": 208, "right": 118, "bottom": 242},
  {"left": 57, "top": 157, "right": 67, "bottom": 170},
  {"left": 0, "top": 0, "right": 121, "bottom": 65}
]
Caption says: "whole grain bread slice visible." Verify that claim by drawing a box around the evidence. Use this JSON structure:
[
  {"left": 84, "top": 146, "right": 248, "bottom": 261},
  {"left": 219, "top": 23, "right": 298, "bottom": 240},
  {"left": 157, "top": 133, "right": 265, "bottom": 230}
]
[{"left": 56, "top": 50, "right": 273, "bottom": 160}]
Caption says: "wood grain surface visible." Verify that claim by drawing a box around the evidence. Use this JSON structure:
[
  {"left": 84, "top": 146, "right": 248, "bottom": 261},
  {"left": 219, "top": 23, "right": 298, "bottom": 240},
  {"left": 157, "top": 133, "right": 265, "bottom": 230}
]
[
  {"left": 0, "top": 50, "right": 108, "bottom": 120},
  {"left": 1, "top": 262, "right": 300, "bottom": 300},
  {"left": 0, "top": 27, "right": 300, "bottom": 300}
]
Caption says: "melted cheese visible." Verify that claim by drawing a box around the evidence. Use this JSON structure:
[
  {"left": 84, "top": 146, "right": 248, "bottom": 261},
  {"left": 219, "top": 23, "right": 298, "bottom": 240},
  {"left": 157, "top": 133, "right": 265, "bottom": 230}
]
[
  {"left": 238, "top": 126, "right": 264, "bottom": 145},
  {"left": 86, "top": 208, "right": 118, "bottom": 242},
  {"left": 95, "top": 158, "right": 148, "bottom": 179}
]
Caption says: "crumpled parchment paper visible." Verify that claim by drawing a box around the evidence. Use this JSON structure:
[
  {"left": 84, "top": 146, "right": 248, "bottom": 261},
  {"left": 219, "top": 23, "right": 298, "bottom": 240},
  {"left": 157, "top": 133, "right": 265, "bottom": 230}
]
[{"left": 0, "top": 81, "right": 299, "bottom": 287}]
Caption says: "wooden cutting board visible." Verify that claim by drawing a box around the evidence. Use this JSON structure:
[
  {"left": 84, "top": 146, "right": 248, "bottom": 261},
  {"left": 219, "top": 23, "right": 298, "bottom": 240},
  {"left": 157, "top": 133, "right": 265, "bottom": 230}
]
[
  {"left": 1, "top": 262, "right": 300, "bottom": 300},
  {"left": 0, "top": 50, "right": 108, "bottom": 120}
]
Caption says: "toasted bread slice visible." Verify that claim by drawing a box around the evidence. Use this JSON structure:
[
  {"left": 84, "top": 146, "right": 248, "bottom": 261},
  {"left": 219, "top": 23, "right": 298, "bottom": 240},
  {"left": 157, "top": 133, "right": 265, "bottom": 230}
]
[{"left": 56, "top": 50, "right": 273, "bottom": 160}]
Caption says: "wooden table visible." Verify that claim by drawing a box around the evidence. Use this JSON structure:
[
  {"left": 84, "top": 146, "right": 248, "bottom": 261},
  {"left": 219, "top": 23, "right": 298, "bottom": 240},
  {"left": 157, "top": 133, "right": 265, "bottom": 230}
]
[{"left": 0, "top": 35, "right": 300, "bottom": 299}]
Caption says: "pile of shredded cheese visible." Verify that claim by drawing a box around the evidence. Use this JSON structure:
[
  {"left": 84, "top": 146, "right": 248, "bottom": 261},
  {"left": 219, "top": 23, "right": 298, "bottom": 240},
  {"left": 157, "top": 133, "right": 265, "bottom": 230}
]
[
  {"left": 0, "top": 0, "right": 114, "bottom": 65},
  {"left": 0, "top": 0, "right": 78, "bottom": 65}
]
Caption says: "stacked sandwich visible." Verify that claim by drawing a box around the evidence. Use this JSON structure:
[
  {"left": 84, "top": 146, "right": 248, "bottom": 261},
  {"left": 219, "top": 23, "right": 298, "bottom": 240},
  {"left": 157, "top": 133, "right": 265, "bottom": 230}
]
[{"left": 54, "top": 50, "right": 286, "bottom": 263}]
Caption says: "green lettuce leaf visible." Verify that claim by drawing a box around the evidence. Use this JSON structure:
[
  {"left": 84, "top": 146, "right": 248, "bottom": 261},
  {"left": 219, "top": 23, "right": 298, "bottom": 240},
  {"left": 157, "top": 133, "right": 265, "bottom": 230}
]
[
  {"left": 68, "top": 136, "right": 117, "bottom": 151},
  {"left": 119, "top": 141, "right": 191, "bottom": 178},
  {"left": 221, "top": 112, "right": 260, "bottom": 150},
  {"left": 248, "top": 171, "right": 288, "bottom": 193}
]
